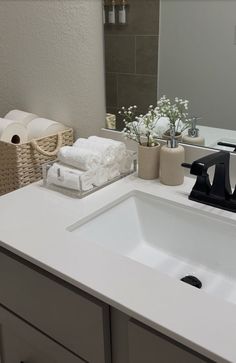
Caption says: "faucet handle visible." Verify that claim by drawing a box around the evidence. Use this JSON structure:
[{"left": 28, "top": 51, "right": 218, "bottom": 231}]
[
  {"left": 182, "top": 162, "right": 211, "bottom": 195},
  {"left": 181, "top": 162, "right": 192, "bottom": 169}
]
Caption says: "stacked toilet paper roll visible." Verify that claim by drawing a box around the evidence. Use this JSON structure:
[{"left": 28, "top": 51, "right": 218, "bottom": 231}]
[
  {"left": 27, "top": 118, "right": 67, "bottom": 140},
  {"left": 1, "top": 109, "right": 68, "bottom": 143},
  {"left": 0, "top": 118, "right": 28, "bottom": 144},
  {"left": 4, "top": 109, "right": 38, "bottom": 126}
]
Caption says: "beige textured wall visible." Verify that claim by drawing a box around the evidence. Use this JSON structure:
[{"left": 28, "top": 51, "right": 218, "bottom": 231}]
[
  {"left": 158, "top": 0, "right": 236, "bottom": 131},
  {"left": 0, "top": 0, "right": 105, "bottom": 138}
]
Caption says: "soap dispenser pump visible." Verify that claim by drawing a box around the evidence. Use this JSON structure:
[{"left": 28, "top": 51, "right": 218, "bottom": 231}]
[
  {"left": 182, "top": 117, "right": 205, "bottom": 146},
  {"left": 160, "top": 126, "right": 185, "bottom": 186}
]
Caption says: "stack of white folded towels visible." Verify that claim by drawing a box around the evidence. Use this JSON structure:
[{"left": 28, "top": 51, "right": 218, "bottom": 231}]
[{"left": 47, "top": 136, "right": 129, "bottom": 192}]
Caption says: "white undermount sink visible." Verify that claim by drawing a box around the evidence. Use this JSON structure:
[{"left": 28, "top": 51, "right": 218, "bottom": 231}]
[{"left": 68, "top": 191, "right": 236, "bottom": 304}]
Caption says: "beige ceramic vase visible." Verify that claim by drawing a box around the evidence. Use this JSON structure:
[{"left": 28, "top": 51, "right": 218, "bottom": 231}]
[{"left": 138, "top": 144, "right": 160, "bottom": 180}]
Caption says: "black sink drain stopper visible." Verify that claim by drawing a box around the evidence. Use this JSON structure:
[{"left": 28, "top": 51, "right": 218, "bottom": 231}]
[{"left": 180, "top": 275, "right": 202, "bottom": 289}]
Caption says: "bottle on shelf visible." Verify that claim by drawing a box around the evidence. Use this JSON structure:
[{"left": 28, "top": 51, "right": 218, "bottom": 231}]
[
  {"left": 108, "top": 0, "right": 116, "bottom": 24},
  {"left": 118, "top": 0, "right": 128, "bottom": 25}
]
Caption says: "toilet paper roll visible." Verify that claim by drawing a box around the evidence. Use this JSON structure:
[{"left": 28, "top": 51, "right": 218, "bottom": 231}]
[
  {"left": 0, "top": 118, "right": 28, "bottom": 144},
  {"left": 4, "top": 109, "right": 38, "bottom": 126},
  {"left": 27, "top": 118, "right": 67, "bottom": 140}
]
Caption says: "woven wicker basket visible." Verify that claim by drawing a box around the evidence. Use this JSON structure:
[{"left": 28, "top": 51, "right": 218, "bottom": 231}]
[{"left": 0, "top": 128, "right": 73, "bottom": 196}]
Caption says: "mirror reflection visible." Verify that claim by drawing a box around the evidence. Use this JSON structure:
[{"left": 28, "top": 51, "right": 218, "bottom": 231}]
[{"left": 104, "top": 0, "right": 236, "bottom": 152}]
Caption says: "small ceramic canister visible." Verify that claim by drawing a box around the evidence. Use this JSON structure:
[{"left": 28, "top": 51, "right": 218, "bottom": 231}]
[{"left": 138, "top": 144, "right": 160, "bottom": 180}]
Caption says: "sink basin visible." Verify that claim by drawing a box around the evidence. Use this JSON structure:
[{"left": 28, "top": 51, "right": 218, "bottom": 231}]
[{"left": 68, "top": 190, "right": 236, "bottom": 304}]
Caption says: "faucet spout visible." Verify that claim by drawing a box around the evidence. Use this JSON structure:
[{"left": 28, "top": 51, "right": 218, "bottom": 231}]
[
  {"left": 190, "top": 151, "right": 232, "bottom": 197},
  {"left": 182, "top": 151, "right": 236, "bottom": 212}
]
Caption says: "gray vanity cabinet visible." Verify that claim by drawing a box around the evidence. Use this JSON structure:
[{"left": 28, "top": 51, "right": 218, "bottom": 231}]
[
  {"left": 128, "top": 320, "right": 212, "bottom": 363},
  {"left": 0, "top": 248, "right": 111, "bottom": 363},
  {"left": 0, "top": 248, "right": 214, "bottom": 363},
  {"left": 110, "top": 308, "right": 214, "bottom": 363},
  {"left": 0, "top": 304, "right": 83, "bottom": 363}
]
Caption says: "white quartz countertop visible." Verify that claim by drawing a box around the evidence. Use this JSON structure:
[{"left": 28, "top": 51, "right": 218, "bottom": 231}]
[{"left": 0, "top": 176, "right": 236, "bottom": 363}]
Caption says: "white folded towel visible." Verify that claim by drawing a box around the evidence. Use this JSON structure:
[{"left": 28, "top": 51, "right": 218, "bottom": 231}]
[
  {"left": 47, "top": 162, "right": 95, "bottom": 191},
  {"left": 119, "top": 152, "right": 133, "bottom": 173},
  {"left": 73, "top": 138, "right": 114, "bottom": 165},
  {"left": 93, "top": 166, "right": 109, "bottom": 187},
  {"left": 58, "top": 146, "right": 102, "bottom": 171},
  {"left": 88, "top": 136, "right": 126, "bottom": 162},
  {"left": 107, "top": 163, "right": 120, "bottom": 180}
]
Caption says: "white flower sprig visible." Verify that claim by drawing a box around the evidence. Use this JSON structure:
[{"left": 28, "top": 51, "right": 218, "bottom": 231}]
[
  {"left": 155, "top": 95, "right": 191, "bottom": 133},
  {"left": 119, "top": 96, "right": 192, "bottom": 145},
  {"left": 119, "top": 105, "right": 160, "bottom": 147}
]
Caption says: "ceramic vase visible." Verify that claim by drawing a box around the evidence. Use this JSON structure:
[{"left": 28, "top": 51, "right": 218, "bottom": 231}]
[{"left": 138, "top": 144, "right": 160, "bottom": 180}]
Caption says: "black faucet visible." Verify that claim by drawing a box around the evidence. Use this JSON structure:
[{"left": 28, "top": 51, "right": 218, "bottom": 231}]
[{"left": 182, "top": 151, "right": 236, "bottom": 212}]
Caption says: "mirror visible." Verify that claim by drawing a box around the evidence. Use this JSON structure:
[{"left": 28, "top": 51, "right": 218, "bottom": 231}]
[{"left": 104, "top": 0, "right": 236, "bottom": 152}]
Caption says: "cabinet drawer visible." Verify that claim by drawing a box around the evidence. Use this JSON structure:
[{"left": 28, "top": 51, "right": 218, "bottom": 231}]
[
  {"left": 128, "top": 320, "right": 212, "bottom": 363},
  {"left": 0, "top": 304, "right": 84, "bottom": 363},
  {"left": 0, "top": 249, "right": 110, "bottom": 363}
]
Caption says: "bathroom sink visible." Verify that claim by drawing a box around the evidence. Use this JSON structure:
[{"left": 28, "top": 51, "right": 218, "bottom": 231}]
[{"left": 68, "top": 191, "right": 236, "bottom": 304}]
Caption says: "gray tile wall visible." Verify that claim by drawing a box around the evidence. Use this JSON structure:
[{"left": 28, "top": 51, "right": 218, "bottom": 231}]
[{"left": 104, "top": 0, "right": 160, "bottom": 130}]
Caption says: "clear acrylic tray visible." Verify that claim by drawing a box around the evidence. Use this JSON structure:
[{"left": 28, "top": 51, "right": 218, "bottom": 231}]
[{"left": 42, "top": 150, "right": 137, "bottom": 198}]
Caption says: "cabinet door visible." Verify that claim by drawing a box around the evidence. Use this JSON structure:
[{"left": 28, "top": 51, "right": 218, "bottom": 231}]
[
  {"left": 0, "top": 305, "right": 84, "bottom": 363},
  {"left": 0, "top": 249, "right": 111, "bottom": 363},
  {"left": 128, "top": 320, "right": 213, "bottom": 363}
]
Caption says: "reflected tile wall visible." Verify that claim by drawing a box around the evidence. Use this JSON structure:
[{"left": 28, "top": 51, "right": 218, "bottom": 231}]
[{"left": 104, "top": 0, "right": 159, "bottom": 130}]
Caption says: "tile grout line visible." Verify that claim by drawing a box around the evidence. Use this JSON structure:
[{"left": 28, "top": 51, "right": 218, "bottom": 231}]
[
  {"left": 106, "top": 71, "right": 157, "bottom": 77},
  {"left": 104, "top": 34, "right": 158, "bottom": 37},
  {"left": 116, "top": 72, "right": 119, "bottom": 111}
]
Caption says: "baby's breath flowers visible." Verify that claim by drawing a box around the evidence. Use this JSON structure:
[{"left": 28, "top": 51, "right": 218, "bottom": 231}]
[
  {"left": 119, "top": 105, "right": 160, "bottom": 147},
  {"left": 120, "top": 96, "right": 192, "bottom": 145},
  {"left": 155, "top": 95, "right": 191, "bottom": 134}
]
